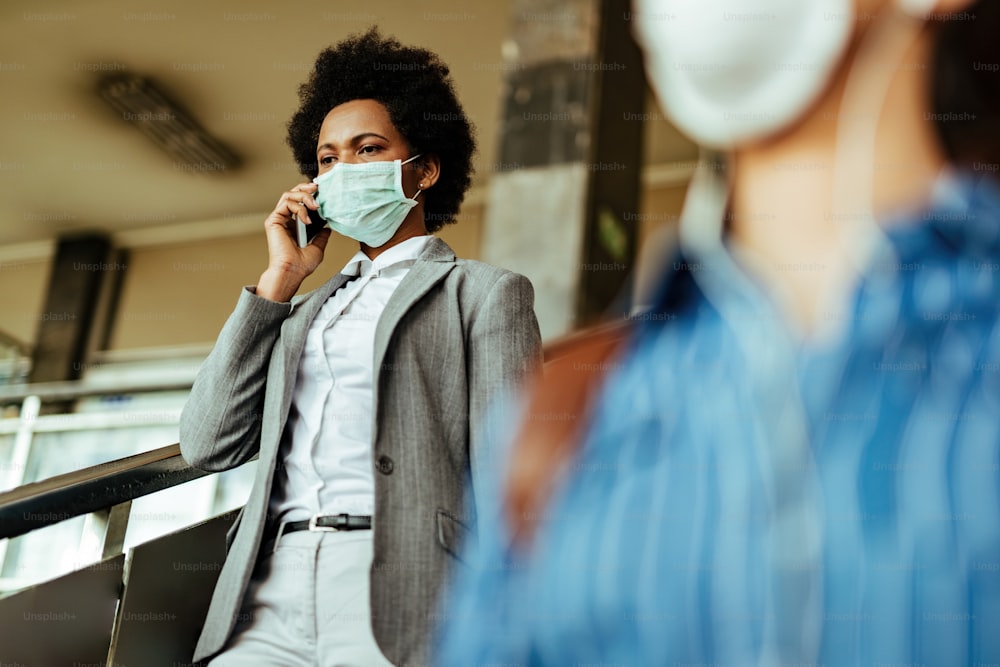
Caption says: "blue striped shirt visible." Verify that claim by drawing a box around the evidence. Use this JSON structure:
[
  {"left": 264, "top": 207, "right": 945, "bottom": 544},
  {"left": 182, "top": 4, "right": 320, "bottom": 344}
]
[{"left": 437, "top": 171, "right": 1000, "bottom": 666}]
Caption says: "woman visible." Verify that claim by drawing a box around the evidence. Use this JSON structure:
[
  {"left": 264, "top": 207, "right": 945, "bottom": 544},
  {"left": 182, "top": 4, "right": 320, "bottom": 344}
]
[
  {"left": 437, "top": 0, "right": 1000, "bottom": 665},
  {"left": 180, "top": 29, "right": 542, "bottom": 666}
]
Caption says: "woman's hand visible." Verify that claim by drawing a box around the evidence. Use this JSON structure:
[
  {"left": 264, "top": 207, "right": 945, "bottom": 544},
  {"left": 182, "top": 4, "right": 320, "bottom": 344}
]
[{"left": 256, "top": 182, "right": 332, "bottom": 302}]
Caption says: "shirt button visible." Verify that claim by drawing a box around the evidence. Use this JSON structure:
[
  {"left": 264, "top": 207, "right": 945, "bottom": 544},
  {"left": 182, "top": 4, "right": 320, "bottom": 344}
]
[{"left": 376, "top": 455, "right": 394, "bottom": 475}]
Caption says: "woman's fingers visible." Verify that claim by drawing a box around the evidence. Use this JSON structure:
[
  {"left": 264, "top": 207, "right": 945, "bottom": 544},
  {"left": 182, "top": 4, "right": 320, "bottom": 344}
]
[
  {"left": 281, "top": 192, "right": 318, "bottom": 224},
  {"left": 273, "top": 183, "right": 319, "bottom": 222},
  {"left": 262, "top": 183, "right": 325, "bottom": 258}
]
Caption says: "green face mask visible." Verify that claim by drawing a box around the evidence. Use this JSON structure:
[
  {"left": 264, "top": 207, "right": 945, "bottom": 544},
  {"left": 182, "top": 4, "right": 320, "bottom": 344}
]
[{"left": 311, "top": 154, "right": 422, "bottom": 247}]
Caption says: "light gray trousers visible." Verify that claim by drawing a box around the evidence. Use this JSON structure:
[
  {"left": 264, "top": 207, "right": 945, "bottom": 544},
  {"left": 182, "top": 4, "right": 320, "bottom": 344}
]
[{"left": 208, "top": 529, "right": 392, "bottom": 667}]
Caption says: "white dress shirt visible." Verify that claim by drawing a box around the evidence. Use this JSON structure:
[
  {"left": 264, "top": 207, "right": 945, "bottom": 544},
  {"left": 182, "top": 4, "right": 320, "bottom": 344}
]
[{"left": 270, "top": 235, "right": 431, "bottom": 522}]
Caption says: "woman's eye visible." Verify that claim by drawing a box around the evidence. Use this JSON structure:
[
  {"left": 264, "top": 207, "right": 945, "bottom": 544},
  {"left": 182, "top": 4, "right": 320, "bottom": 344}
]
[
  {"left": 319, "top": 156, "right": 335, "bottom": 165},
  {"left": 360, "top": 145, "right": 380, "bottom": 155}
]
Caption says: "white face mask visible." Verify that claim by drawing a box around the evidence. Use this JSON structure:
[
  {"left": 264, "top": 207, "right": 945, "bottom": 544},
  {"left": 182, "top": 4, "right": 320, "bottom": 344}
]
[
  {"left": 312, "top": 154, "right": 422, "bottom": 248},
  {"left": 632, "top": 0, "right": 856, "bottom": 148}
]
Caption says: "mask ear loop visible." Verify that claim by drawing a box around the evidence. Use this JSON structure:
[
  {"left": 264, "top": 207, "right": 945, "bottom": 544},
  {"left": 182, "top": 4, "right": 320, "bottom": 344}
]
[{"left": 400, "top": 153, "right": 424, "bottom": 202}]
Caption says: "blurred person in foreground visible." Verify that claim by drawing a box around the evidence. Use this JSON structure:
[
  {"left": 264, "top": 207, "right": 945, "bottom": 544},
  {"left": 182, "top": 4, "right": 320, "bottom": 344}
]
[
  {"left": 436, "top": 0, "right": 1000, "bottom": 665},
  {"left": 180, "top": 29, "right": 541, "bottom": 666}
]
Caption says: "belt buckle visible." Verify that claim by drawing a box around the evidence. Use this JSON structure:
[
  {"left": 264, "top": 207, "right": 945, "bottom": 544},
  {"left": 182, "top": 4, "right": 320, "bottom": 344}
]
[{"left": 308, "top": 515, "right": 340, "bottom": 533}]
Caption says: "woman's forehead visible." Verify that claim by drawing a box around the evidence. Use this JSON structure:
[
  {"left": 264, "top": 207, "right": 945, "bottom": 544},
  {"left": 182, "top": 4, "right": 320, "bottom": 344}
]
[{"left": 318, "top": 99, "right": 399, "bottom": 143}]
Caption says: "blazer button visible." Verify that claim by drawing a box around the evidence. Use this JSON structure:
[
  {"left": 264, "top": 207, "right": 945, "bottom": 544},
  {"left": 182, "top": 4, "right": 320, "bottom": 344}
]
[{"left": 376, "top": 455, "right": 394, "bottom": 475}]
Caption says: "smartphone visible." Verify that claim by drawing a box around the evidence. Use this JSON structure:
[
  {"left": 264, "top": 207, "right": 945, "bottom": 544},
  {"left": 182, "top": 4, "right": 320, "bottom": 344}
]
[{"left": 296, "top": 207, "right": 328, "bottom": 248}]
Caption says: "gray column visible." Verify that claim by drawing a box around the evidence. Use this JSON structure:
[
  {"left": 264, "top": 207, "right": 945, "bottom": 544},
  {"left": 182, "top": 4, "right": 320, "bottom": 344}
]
[
  {"left": 29, "top": 234, "right": 112, "bottom": 384},
  {"left": 481, "top": 0, "right": 645, "bottom": 339}
]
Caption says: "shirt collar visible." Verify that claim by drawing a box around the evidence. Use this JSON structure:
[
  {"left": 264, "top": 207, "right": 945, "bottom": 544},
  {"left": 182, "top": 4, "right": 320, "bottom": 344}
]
[
  {"left": 340, "top": 235, "right": 432, "bottom": 278},
  {"left": 648, "top": 168, "right": 1000, "bottom": 322}
]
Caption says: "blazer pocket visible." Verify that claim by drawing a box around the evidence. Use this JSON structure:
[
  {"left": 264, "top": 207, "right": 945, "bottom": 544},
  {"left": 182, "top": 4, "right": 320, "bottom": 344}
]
[{"left": 436, "top": 508, "right": 473, "bottom": 564}]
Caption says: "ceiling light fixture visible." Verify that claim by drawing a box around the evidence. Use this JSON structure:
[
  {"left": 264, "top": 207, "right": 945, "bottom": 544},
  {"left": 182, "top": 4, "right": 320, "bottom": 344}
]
[{"left": 97, "top": 73, "right": 241, "bottom": 174}]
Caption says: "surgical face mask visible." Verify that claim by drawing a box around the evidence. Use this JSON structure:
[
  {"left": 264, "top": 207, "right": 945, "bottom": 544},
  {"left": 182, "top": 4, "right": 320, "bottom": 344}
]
[
  {"left": 312, "top": 154, "right": 422, "bottom": 248},
  {"left": 632, "top": 0, "right": 855, "bottom": 148},
  {"left": 641, "top": 0, "right": 937, "bottom": 252}
]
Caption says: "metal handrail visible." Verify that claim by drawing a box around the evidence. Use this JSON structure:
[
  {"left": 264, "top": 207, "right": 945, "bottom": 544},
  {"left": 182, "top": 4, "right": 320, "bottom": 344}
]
[{"left": 0, "top": 443, "right": 209, "bottom": 541}]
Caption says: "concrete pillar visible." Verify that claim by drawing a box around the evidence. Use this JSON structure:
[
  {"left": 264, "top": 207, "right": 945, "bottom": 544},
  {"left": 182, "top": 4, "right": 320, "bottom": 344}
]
[
  {"left": 481, "top": 0, "right": 645, "bottom": 339},
  {"left": 29, "top": 234, "right": 112, "bottom": 384}
]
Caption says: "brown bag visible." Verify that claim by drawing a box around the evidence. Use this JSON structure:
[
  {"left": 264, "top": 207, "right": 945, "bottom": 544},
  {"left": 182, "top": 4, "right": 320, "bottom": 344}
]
[{"left": 504, "top": 320, "right": 632, "bottom": 546}]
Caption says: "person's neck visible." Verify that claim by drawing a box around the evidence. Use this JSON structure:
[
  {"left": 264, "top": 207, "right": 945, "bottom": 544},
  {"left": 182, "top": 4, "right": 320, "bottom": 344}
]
[{"left": 729, "top": 19, "right": 946, "bottom": 334}]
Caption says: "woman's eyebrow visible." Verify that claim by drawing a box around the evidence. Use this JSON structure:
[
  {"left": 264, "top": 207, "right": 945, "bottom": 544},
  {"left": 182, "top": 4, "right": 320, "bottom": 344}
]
[{"left": 316, "top": 133, "right": 390, "bottom": 154}]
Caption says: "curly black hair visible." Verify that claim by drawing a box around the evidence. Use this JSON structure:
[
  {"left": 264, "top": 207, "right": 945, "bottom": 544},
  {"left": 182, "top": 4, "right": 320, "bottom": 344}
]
[{"left": 287, "top": 28, "right": 476, "bottom": 233}]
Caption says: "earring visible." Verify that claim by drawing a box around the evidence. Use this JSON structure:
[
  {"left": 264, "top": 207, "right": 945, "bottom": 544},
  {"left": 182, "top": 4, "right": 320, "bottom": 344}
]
[{"left": 419, "top": 183, "right": 425, "bottom": 189}]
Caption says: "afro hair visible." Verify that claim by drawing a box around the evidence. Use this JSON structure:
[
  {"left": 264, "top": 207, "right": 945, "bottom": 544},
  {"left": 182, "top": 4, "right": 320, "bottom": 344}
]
[{"left": 287, "top": 28, "right": 476, "bottom": 233}]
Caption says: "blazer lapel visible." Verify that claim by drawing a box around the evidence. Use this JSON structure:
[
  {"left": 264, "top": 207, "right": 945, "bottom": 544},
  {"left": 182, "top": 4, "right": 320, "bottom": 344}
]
[
  {"left": 268, "top": 237, "right": 455, "bottom": 438},
  {"left": 275, "top": 272, "right": 354, "bottom": 407},
  {"left": 372, "top": 237, "right": 456, "bottom": 375}
]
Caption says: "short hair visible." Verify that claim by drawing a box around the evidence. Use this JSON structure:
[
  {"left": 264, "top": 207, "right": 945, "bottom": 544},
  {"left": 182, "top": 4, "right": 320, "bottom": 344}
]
[
  {"left": 932, "top": 0, "right": 1000, "bottom": 171},
  {"left": 287, "top": 28, "right": 476, "bottom": 232}
]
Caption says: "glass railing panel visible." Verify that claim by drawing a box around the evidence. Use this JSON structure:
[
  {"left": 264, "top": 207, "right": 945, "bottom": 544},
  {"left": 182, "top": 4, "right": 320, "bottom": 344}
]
[
  {"left": 122, "top": 461, "right": 256, "bottom": 549},
  {"left": 0, "top": 516, "right": 88, "bottom": 596},
  {"left": 22, "top": 424, "right": 180, "bottom": 484}
]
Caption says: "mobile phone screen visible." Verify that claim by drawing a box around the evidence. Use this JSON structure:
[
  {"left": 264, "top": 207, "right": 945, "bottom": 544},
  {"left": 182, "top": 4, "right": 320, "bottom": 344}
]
[{"left": 296, "top": 207, "right": 328, "bottom": 248}]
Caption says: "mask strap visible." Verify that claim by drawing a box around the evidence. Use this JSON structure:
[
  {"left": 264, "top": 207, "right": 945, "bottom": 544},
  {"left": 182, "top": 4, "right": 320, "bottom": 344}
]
[{"left": 402, "top": 153, "right": 424, "bottom": 200}]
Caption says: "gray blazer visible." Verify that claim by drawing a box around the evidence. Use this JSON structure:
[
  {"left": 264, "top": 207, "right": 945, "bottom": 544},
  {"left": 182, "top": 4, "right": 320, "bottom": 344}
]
[{"left": 179, "top": 237, "right": 542, "bottom": 665}]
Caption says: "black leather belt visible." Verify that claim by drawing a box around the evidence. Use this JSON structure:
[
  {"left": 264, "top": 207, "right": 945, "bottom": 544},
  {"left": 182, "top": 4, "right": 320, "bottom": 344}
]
[{"left": 268, "top": 514, "right": 372, "bottom": 552}]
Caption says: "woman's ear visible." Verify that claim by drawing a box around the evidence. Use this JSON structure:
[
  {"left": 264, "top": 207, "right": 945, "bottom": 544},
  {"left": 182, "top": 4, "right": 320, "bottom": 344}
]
[{"left": 416, "top": 154, "right": 441, "bottom": 190}]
